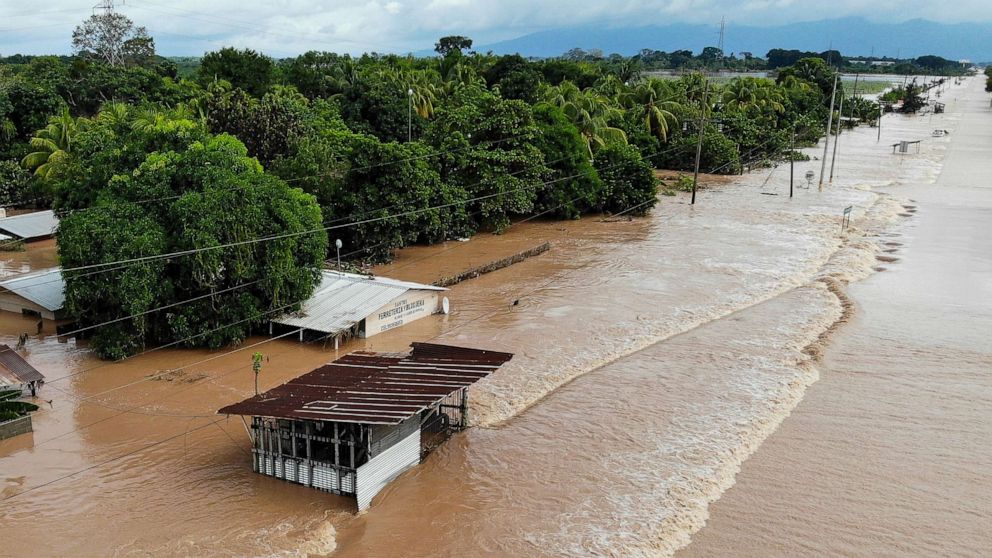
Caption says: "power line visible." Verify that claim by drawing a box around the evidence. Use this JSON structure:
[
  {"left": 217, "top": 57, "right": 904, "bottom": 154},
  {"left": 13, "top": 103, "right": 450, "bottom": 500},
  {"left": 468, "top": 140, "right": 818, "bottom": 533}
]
[
  {"left": 0, "top": 153, "right": 598, "bottom": 284},
  {"left": 0, "top": 107, "right": 817, "bottom": 502}
]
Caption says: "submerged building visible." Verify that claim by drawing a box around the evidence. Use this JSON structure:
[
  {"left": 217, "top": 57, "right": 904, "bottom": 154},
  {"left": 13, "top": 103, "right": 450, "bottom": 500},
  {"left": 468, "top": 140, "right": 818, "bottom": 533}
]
[
  {"left": 269, "top": 270, "right": 448, "bottom": 345},
  {"left": 0, "top": 268, "right": 66, "bottom": 320},
  {"left": 218, "top": 342, "right": 512, "bottom": 510},
  {"left": 0, "top": 210, "right": 59, "bottom": 243}
]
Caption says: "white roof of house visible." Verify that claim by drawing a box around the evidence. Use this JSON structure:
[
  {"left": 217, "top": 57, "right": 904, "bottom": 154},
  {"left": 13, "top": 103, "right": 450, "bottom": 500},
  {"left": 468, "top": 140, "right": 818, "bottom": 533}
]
[
  {"left": 0, "top": 267, "right": 65, "bottom": 312},
  {"left": 0, "top": 210, "right": 58, "bottom": 241},
  {"left": 271, "top": 271, "right": 445, "bottom": 335}
]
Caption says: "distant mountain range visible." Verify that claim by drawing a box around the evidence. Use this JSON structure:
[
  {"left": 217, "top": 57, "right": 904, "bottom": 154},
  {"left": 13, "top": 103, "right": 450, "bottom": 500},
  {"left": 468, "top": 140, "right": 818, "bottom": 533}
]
[{"left": 475, "top": 17, "right": 992, "bottom": 62}]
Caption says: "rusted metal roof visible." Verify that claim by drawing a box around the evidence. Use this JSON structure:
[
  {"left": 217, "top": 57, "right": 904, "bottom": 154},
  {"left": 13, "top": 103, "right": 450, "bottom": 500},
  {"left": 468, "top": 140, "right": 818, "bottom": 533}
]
[
  {"left": 0, "top": 345, "right": 44, "bottom": 384},
  {"left": 218, "top": 343, "right": 513, "bottom": 425}
]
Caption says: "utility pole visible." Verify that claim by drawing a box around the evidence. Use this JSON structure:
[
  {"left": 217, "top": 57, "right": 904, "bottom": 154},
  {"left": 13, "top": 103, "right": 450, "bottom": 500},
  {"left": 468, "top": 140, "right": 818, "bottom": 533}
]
[
  {"left": 717, "top": 17, "right": 725, "bottom": 69},
  {"left": 877, "top": 98, "right": 883, "bottom": 142},
  {"left": 829, "top": 90, "right": 844, "bottom": 183},
  {"left": 789, "top": 128, "right": 796, "bottom": 198},
  {"left": 691, "top": 80, "right": 710, "bottom": 205},
  {"left": 819, "top": 73, "right": 839, "bottom": 191},
  {"left": 790, "top": 127, "right": 796, "bottom": 198},
  {"left": 830, "top": 73, "right": 855, "bottom": 183},
  {"left": 407, "top": 88, "right": 414, "bottom": 142}
]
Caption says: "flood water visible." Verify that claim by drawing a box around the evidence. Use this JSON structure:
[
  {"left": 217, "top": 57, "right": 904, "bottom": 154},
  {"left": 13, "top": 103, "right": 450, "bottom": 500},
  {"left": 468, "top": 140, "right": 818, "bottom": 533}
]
[
  {"left": 680, "top": 77, "right": 992, "bottom": 557},
  {"left": 0, "top": 78, "right": 980, "bottom": 556}
]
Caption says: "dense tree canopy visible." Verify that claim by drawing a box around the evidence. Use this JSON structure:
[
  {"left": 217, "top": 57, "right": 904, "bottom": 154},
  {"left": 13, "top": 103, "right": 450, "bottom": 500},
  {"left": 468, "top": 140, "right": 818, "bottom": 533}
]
[
  {"left": 198, "top": 47, "right": 274, "bottom": 96},
  {"left": 53, "top": 107, "right": 326, "bottom": 359}
]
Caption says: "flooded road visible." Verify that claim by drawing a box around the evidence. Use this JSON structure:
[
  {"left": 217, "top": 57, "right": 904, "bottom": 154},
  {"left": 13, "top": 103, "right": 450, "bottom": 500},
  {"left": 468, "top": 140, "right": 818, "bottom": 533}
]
[
  {"left": 0, "top": 77, "right": 975, "bottom": 556},
  {"left": 680, "top": 77, "right": 992, "bottom": 557}
]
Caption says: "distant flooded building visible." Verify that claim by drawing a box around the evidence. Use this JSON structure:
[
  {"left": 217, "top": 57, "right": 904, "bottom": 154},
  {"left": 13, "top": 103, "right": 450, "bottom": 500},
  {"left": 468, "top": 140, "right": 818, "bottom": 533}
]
[
  {"left": 0, "top": 268, "right": 65, "bottom": 320},
  {"left": 218, "top": 342, "right": 513, "bottom": 510},
  {"left": 0, "top": 210, "right": 58, "bottom": 243},
  {"left": 270, "top": 271, "right": 448, "bottom": 345}
]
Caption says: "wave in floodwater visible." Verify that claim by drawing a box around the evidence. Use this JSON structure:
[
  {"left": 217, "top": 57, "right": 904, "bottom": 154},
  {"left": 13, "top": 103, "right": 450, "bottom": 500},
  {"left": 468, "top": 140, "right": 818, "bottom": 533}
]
[
  {"left": 330, "top": 81, "right": 956, "bottom": 558},
  {"left": 0, "top": 79, "right": 963, "bottom": 558}
]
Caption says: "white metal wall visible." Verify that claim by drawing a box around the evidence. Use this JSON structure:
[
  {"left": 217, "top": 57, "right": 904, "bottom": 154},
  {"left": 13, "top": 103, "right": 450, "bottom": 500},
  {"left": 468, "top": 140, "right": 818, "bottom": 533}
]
[
  {"left": 355, "top": 428, "right": 421, "bottom": 510},
  {"left": 257, "top": 453, "right": 356, "bottom": 494}
]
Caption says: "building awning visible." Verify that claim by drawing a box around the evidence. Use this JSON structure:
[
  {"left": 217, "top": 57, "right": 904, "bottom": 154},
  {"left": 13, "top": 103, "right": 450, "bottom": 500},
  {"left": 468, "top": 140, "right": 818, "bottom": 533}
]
[
  {"left": 0, "top": 210, "right": 58, "bottom": 241},
  {"left": 218, "top": 343, "right": 513, "bottom": 425},
  {"left": 271, "top": 271, "right": 445, "bottom": 335},
  {"left": 0, "top": 344, "right": 44, "bottom": 384},
  {"left": 0, "top": 268, "right": 65, "bottom": 313}
]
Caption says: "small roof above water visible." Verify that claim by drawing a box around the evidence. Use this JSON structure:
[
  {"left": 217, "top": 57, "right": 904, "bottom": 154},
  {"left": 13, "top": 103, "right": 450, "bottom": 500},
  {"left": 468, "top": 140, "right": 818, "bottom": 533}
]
[
  {"left": 0, "top": 268, "right": 65, "bottom": 312},
  {"left": 0, "top": 344, "right": 44, "bottom": 384},
  {"left": 271, "top": 270, "right": 445, "bottom": 335},
  {"left": 217, "top": 343, "right": 513, "bottom": 425},
  {"left": 0, "top": 210, "right": 58, "bottom": 241}
]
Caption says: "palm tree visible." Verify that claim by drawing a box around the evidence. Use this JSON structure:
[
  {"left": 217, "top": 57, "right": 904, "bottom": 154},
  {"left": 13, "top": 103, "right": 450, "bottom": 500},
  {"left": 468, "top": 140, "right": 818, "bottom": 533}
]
[
  {"left": 21, "top": 107, "right": 81, "bottom": 178},
  {"left": 779, "top": 74, "right": 813, "bottom": 93},
  {"left": 543, "top": 81, "right": 627, "bottom": 155},
  {"left": 405, "top": 71, "right": 439, "bottom": 119},
  {"left": 721, "top": 77, "right": 785, "bottom": 114},
  {"left": 619, "top": 79, "right": 683, "bottom": 141}
]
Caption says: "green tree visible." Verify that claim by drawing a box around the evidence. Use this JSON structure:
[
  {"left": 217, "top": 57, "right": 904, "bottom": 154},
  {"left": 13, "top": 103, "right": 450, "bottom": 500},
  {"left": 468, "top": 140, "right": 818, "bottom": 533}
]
[
  {"left": 72, "top": 12, "right": 155, "bottom": 67},
  {"left": 205, "top": 85, "right": 312, "bottom": 165},
  {"left": 426, "top": 85, "right": 548, "bottom": 231},
  {"left": 434, "top": 36, "right": 473, "bottom": 57},
  {"left": 198, "top": 47, "right": 274, "bottom": 96},
  {"left": 21, "top": 107, "right": 81, "bottom": 178},
  {"left": 531, "top": 104, "right": 602, "bottom": 218},
  {"left": 776, "top": 57, "right": 842, "bottom": 104},
  {"left": 55, "top": 109, "right": 326, "bottom": 359},
  {"left": 542, "top": 81, "right": 627, "bottom": 156},
  {"left": 619, "top": 79, "right": 682, "bottom": 142},
  {"left": 592, "top": 143, "right": 657, "bottom": 215},
  {"left": 0, "top": 160, "right": 33, "bottom": 206}
]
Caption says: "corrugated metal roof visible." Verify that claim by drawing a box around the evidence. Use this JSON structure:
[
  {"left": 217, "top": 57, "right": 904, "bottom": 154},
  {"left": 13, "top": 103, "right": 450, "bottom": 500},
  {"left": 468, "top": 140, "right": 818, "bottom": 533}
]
[
  {"left": 271, "top": 271, "right": 445, "bottom": 335},
  {"left": 218, "top": 343, "right": 513, "bottom": 425},
  {"left": 0, "top": 210, "right": 58, "bottom": 240},
  {"left": 0, "top": 344, "right": 44, "bottom": 383},
  {"left": 0, "top": 268, "right": 65, "bottom": 312}
]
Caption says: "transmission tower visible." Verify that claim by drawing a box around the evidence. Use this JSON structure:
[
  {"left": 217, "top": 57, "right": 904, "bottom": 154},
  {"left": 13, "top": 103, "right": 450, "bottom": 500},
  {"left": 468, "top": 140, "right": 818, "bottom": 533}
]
[
  {"left": 717, "top": 17, "right": 726, "bottom": 68},
  {"left": 93, "top": 0, "right": 115, "bottom": 14}
]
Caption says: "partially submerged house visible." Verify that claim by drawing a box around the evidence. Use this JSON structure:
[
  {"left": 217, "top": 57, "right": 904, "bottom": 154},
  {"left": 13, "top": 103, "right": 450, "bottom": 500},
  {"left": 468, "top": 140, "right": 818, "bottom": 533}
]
[
  {"left": 218, "top": 342, "right": 513, "bottom": 510},
  {"left": 0, "top": 344, "right": 44, "bottom": 439},
  {"left": 0, "top": 268, "right": 66, "bottom": 320},
  {"left": 0, "top": 344, "right": 45, "bottom": 393},
  {"left": 0, "top": 210, "right": 58, "bottom": 243},
  {"left": 270, "top": 271, "right": 448, "bottom": 345}
]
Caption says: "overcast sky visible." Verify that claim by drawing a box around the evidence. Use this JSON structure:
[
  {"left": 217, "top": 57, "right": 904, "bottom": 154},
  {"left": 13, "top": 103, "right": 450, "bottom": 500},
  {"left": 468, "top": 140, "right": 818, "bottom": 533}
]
[{"left": 3, "top": 0, "right": 991, "bottom": 57}]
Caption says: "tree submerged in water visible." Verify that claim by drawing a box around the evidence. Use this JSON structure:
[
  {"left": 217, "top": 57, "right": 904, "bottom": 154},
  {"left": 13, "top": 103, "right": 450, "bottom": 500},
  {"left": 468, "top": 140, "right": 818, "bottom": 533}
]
[{"left": 901, "top": 81, "right": 927, "bottom": 113}]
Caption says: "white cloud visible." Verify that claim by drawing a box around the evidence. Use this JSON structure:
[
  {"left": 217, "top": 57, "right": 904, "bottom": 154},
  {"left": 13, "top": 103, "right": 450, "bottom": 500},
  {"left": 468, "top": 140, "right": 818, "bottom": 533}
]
[{"left": 1, "top": 0, "right": 991, "bottom": 56}]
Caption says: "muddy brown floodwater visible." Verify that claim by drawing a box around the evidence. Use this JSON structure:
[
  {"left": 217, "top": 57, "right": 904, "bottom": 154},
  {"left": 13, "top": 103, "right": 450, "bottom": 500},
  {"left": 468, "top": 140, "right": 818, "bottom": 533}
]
[
  {"left": 680, "top": 77, "right": 992, "bottom": 557},
  {"left": 0, "top": 78, "right": 982, "bottom": 557}
]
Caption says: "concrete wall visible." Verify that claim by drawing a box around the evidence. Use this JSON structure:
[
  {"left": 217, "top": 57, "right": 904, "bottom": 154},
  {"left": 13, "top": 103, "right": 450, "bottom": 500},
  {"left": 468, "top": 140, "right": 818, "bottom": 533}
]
[
  {"left": 362, "top": 290, "right": 440, "bottom": 338},
  {"left": 0, "top": 415, "right": 32, "bottom": 440}
]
